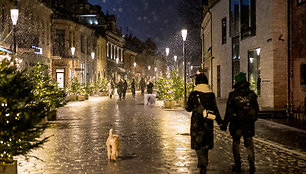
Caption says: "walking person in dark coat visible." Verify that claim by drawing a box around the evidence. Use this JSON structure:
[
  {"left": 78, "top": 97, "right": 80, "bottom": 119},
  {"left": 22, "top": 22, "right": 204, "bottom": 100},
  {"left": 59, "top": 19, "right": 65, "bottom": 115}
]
[
  {"left": 139, "top": 78, "right": 146, "bottom": 95},
  {"left": 131, "top": 79, "right": 136, "bottom": 98},
  {"left": 123, "top": 80, "right": 128, "bottom": 99},
  {"left": 117, "top": 79, "right": 124, "bottom": 100},
  {"left": 185, "top": 73, "right": 223, "bottom": 174},
  {"left": 220, "top": 72, "right": 259, "bottom": 173},
  {"left": 147, "top": 81, "right": 153, "bottom": 94}
]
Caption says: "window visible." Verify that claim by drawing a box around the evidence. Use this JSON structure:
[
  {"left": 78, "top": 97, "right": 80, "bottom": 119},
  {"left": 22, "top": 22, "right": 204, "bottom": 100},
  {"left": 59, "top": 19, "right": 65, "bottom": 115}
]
[
  {"left": 222, "top": 17, "right": 227, "bottom": 44},
  {"left": 107, "top": 43, "right": 109, "bottom": 57},
  {"left": 241, "top": 0, "right": 256, "bottom": 39},
  {"left": 301, "top": 64, "right": 306, "bottom": 85},
  {"left": 53, "top": 29, "right": 65, "bottom": 56},
  {"left": 248, "top": 48, "right": 261, "bottom": 95},
  {"left": 232, "top": 37, "right": 240, "bottom": 85},
  {"left": 81, "top": 35, "right": 85, "bottom": 53},
  {"left": 230, "top": 0, "right": 256, "bottom": 38},
  {"left": 230, "top": 0, "right": 240, "bottom": 37}
]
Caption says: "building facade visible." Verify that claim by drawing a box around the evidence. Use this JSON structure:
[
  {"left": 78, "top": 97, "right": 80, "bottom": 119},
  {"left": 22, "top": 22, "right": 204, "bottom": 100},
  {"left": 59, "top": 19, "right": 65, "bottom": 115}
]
[
  {"left": 201, "top": 0, "right": 288, "bottom": 110},
  {"left": 0, "top": 0, "right": 52, "bottom": 68},
  {"left": 290, "top": 0, "right": 306, "bottom": 116}
]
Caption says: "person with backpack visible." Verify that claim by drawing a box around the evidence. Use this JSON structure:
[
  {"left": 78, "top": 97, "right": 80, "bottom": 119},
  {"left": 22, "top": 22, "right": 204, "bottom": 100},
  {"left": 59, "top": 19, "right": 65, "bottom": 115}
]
[
  {"left": 220, "top": 72, "right": 259, "bottom": 173},
  {"left": 185, "top": 73, "right": 223, "bottom": 174}
]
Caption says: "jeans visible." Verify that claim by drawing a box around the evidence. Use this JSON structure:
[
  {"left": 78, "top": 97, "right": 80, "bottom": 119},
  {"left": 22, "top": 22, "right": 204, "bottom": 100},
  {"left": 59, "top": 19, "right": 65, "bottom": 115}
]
[{"left": 232, "top": 135, "right": 255, "bottom": 162}]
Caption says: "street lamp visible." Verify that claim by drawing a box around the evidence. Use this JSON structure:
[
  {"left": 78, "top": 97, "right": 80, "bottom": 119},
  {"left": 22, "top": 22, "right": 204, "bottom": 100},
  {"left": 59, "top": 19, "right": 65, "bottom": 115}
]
[
  {"left": 91, "top": 52, "right": 95, "bottom": 81},
  {"left": 134, "top": 62, "right": 136, "bottom": 75},
  {"left": 71, "top": 47, "right": 75, "bottom": 77},
  {"left": 174, "top": 55, "right": 178, "bottom": 71},
  {"left": 10, "top": 9, "right": 19, "bottom": 57},
  {"left": 181, "top": 29, "right": 187, "bottom": 106},
  {"left": 165, "top": 47, "right": 170, "bottom": 56}
]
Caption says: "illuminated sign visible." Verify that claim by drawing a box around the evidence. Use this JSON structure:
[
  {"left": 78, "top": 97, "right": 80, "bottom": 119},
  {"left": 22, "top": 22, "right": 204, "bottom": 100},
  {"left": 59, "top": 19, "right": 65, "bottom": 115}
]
[{"left": 32, "top": 46, "right": 42, "bottom": 54}]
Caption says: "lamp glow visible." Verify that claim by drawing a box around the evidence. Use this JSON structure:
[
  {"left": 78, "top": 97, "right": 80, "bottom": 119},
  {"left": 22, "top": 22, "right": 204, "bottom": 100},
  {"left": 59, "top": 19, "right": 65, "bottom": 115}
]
[
  {"left": 134, "top": 62, "right": 136, "bottom": 67},
  {"left": 181, "top": 29, "right": 187, "bottom": 41},
  {"left": 256, "top": 48, "right": 261, "bottom": 56},
  {"left": 165, "top": 48, "right": 169, "bottom": 56},
  {"left": 91, "top": 52, "right": 95, "bottom": 59},
  {"left": 174, "top": 55, "right": 177, "bottom": 61},
  {"left": 10, "top": 9, "right": 19, "bottom": 25},
  {"left": 71, "top": 47, "right": 75, "bottom": 56},
  {"left": 148, "top": 66, "right": 151, "bottom": 70}
]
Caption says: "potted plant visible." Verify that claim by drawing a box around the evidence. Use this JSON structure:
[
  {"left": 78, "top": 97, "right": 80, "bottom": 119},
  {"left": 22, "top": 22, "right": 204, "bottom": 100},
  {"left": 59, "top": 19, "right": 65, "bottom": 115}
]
[
  {"left": 97, "top": 78, "right": 109, "bottom": 96},
  {"left": 27, "top": 64, "right": 67, "bottom": 121},
  {"left": 65, "top": 77, "right": 80, "bottom": 101},
  {"left": 0, "top": 59, "right": 48, "bottom": 173}
]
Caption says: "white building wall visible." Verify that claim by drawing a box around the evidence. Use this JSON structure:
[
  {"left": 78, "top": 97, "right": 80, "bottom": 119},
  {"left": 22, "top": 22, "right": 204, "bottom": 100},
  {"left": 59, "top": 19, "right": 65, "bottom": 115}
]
[{"left": 203, "top": 0, "right": 288, "bottom": 110}]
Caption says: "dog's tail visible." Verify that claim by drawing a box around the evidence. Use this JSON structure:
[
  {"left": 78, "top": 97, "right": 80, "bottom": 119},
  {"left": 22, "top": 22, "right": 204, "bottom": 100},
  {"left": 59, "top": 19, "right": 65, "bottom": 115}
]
[{"left": 109, "top": 129, "right": 113, "bottom": 136}]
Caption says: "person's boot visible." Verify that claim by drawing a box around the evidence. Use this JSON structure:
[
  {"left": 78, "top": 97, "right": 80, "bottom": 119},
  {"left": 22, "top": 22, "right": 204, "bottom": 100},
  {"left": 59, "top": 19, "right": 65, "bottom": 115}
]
[
  {"left": 249, "top": 159, "right": 256, "bottom": 173},
  {"left": 200, "top": 167, "right": 206, "bottom": 174},
  {"left": 232, "top": 159, "right": 241, "bottom": 172}
]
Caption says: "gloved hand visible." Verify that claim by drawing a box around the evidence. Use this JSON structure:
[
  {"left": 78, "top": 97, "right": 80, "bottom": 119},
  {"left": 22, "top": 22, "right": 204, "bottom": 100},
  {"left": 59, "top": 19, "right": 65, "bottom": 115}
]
[{"left": 220, "top": 124, "right": 227, "bottom": 131}]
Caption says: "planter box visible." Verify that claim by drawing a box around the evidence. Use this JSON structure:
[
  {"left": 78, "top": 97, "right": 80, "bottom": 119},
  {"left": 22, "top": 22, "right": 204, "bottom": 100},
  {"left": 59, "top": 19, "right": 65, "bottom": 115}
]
[
  {"left": 98, "top": 92, "right": 108, "bottom": 96},
  {"left": 47, "top": 110, "right": 57, "bottom": 121},
  {"left": 78, "top": 95, "right": 86, "bottom": 101},
  {"left": 0, "top": 160, "right": 17, "bottom": 174},
  {"left": 177, "top": 100, "right": 185, "bottom": 107},
  {"left": 66, "top": 94, "right": 77, "bottom": 101},
  {"left": 164, "top": 100, "right": 176, "bottom": 109}
]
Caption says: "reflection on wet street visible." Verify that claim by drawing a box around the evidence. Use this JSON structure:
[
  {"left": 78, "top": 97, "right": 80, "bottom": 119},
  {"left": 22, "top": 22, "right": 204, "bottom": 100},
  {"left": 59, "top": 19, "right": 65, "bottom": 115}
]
[{"left": 16, "top": 94, "right": 306, "bottom": 174}]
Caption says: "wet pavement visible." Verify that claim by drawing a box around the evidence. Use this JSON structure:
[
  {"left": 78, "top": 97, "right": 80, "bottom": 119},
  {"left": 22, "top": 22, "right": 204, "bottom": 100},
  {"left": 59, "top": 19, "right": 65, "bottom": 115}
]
[{"left": 16, "top": 92, "right": 306, "bottom": 174}]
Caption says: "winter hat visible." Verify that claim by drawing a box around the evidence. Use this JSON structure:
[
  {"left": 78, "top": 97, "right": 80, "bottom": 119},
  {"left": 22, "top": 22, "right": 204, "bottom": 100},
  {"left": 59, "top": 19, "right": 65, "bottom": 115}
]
[
  {"left": 195, "top": 73, "right": 208, "bottom": 85},
  {"left": 234, "top": 72, "right": 247, "bottom": 85}
]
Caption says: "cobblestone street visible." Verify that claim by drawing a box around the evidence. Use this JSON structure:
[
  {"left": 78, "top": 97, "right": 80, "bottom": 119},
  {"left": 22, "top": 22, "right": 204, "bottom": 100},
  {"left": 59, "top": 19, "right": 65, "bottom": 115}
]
[{"left": 16, "top": 93, "right": 306, "bottom": 174}]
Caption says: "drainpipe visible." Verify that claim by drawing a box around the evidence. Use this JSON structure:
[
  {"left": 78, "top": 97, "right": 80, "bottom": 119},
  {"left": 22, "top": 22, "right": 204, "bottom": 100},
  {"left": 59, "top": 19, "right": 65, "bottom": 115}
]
[
  {"left": 287, "top": 0, "right": 291, "bottom": 117},
  {"left": 208, "top": 10, "right": 213, "bottom": 90}
]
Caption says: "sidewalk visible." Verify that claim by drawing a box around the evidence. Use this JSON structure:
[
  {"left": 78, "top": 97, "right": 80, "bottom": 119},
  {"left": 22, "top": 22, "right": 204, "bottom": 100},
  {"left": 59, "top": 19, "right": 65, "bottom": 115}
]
[{"left": 215, "top": 98, "right": 306, "bottom": 131}]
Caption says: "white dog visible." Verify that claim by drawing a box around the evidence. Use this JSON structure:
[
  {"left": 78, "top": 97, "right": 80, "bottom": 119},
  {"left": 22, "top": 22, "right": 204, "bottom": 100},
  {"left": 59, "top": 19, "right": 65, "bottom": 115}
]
[{"left": 106, "top": 129, "right": 121, "bottom": 161}]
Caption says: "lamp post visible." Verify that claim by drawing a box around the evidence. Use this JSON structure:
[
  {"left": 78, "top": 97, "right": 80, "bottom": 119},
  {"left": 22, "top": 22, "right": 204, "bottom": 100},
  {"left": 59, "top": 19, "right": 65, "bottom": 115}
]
[
  {"left": 181, "top": 29, "right": 187, "bottom": 106},
  {"left": 174, "top": 55, "right": 177, "bottom": 71},
  {"left": 71, "top": 47, "right": 75, "bottom": 77},
  {"left": 134, "top": 62, "right": 136, "bottom": 76},
  {"left": 154, "top": 67, "right": 157, "bottom": 80},
  {"left": 165, "top": 47, "right": 169, "bottom": 56},
  {"left": 10, "top": 9, "right": 19, "bottom": 58},
  {"left": 91, "top": 52, "right": 95, "bottom": 82}
]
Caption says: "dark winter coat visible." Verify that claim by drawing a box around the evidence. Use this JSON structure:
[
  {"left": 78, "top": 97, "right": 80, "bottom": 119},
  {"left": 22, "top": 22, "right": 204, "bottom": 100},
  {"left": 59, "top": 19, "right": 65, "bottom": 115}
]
[
  {"left": 223, "top": 81, "right": 259, "bottom": 138},
  {"left": 140, "top": 79, "right": 146, "bottom": 90},
  {"left": 147, "top": 82, "right": 153, "bottom": 94},
  {"left": 117, "top": 81, "right": 124, "bottom": 94},
  {"left": 123, "top": 81, "right": 128, "bottom": 92},
  {"left": 131, "top": 81, "right": 135, "bottom": 93},
  {"left": 186, "top": 84, "right": 222, "bottom": 150}
]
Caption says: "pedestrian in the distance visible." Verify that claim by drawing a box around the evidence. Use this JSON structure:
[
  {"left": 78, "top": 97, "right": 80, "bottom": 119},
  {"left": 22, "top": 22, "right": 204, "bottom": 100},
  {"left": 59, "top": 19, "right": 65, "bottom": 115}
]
[
  {"left": 117, "top": 79, "right": 124, "bottom": 100},
  {"left": 140, "top": 77, "right": 146, "bottom": 95},
  {"left": 147, "top": 81, "right": 153, "bottom": 94},
  {"left": 220, "top": 72, "right": 259, "bottom": 173},
  {"left": 131, "top": 79, "right": 136, "bottom": 98},
  {"left": 107, "top": 80, "right": 113, "bottom": 99},
  {"left": 185, "top": 73, "right": 223, "bottom": 174},
  {"left": 123, "top": 80, "right": 128, "bottom": 99}
]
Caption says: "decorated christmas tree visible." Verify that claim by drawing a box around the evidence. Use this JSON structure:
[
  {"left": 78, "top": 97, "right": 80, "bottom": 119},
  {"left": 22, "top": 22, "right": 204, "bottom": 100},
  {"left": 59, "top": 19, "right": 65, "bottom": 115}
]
[{"left": 0, "top": 59, "right": 48, "bottom": 164}]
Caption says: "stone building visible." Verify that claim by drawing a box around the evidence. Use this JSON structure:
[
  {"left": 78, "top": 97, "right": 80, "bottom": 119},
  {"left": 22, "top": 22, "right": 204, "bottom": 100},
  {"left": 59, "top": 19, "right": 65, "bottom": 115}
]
[
  {"left": 289, "top": 0, "right": 306, "bottom": 116},
  {"left": 201, "top": 0, "right": 288, "bottom": 111},
  {"left": 0, "top": 0, "right": 52, "bottom": 68},
  {"left": 43, "top": 0, "right": 99, "bottom": 88}
]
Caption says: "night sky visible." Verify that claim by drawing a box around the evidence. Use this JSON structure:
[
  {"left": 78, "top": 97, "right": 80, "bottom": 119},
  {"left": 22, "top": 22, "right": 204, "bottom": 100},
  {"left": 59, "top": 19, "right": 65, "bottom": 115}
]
[{"left": 88, "top": 0, "right": 185, "bottom": 53}]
